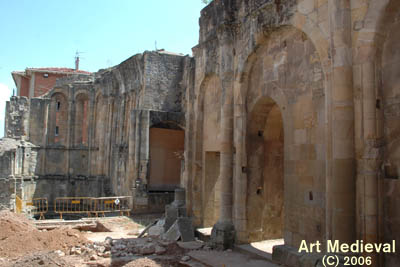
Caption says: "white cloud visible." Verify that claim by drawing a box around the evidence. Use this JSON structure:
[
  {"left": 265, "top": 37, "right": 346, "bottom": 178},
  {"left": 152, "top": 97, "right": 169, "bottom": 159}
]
[{"left": 0, "top": 83, "right": 13, "bottom": 137}]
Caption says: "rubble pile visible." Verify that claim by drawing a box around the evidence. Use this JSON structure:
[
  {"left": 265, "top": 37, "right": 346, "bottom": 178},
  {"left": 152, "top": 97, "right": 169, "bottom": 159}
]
[
  {"left": 143, "top": 188, "right": 196, "bottom": 243},
  {"left": 69, "top": 236, "right": 207, "bottom": 264},
  {"left": 0, "top": 189, "right": 210, "bottom": 266},
  {"left": 0, "top": 210, "right": 88, "bottom": 258}
]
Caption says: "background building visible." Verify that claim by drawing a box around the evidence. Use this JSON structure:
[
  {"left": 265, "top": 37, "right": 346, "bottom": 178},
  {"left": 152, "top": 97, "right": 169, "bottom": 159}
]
[{"left": 12, "top": 66, "right": 91, "bottom": 99}]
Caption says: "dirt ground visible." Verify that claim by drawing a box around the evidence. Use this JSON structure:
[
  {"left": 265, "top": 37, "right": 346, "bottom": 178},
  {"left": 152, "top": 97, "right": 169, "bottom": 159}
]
[
  {"left": 0, "top": 211, "right": 203, "bottom": 267},
  {"left": 0, "top": 210, "right": 278, "bottom": 267}
]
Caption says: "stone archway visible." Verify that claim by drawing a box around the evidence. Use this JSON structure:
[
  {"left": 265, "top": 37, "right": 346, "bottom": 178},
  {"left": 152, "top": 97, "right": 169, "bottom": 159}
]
[
  {"left": 247, "top": 97, "right": 284, "bottom": 242},
  {"left": 239, "top": 26, "right": 326, "bottom": 250}
]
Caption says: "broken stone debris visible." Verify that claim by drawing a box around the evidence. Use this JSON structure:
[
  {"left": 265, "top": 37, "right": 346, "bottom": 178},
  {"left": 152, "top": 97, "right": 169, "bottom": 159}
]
[
  {"left": 79, "top": 236, "right": 201, "bottom": 260},
  {"left": 148, "top": 218, "right": 165, "bottom": 236},
  {"left": 140, "top": 188, "right": 196, "bottom": 243},
  {"left": 163, "top": 217, "right": 195, "bottom": 242}
]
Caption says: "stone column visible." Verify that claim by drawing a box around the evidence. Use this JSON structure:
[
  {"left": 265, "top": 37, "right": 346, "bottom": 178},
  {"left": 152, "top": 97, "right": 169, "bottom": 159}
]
[
  {"left": 353, "top": 40, "right": 383, "bottom": 266},
  {"left": 134, "top": 110, "right": 141, "bottom": 182},
  {"left": 220, "top": 92, "right": 234, "bottom": 224},
  {"left": 138, "top": 110, "right": 150, "bottom": 185},
  {"left": 211, "top": 25, "right": 235, "bottom": 249},
  {"left": 46, "top": 97, "right": 56, "bottom": 183},
  {"left": 66, "top": 93, "right": 74, "bottom": 176},
  {"left": 98, "top": 96, "right": 108, "bottom": 175},
  {"left": 211, "top": 74, "right": 235, "bottom": 249},
  {"left": 328, "top": 0, "right": 356, "bottom": 243},
  {"left": 87, "top": 93, "right": 95, "bottom": 176},
  {"left": 129, "top": 110, "right": 150, "bottom": 208},
  {"left": 47, "top": 98, "right": 56, "bottom": 145},
  {"left": 105, "top": 97, "right": 114, "bottom": 176},
  {"left": 190, "top": 99, "right": 204, "bottom": 226},
  {"left": 128, "top": 109, "right": 137, "bottom": 192},
  {"left": 40, "top": 99, "right": 50, "bottom": 176},
  {"left": 183, "top": 81, "right": 195, "bottom": 218},
  {"left": 233, "top": 78, "right": 247, "bottom": 242},
  {"left": 360, "top": 61, "right": 380, "bottom": 266}
]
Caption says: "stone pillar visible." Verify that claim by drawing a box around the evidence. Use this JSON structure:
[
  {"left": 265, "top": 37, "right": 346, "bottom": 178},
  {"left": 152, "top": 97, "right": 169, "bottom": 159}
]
[
  {"left": 190, "top": 100, "right": 204, "bottom": 226},
  {"left": 138, "top": 110, "right": 150, "bottom": 186},
  {"left": 130, "top": 110, "right": 150, "bottom": 208},
  {"left": 233, "top": 78, "right": 247, "bottom": 242},
  {"left": 47, "top": 98, "right": 56, "bottom": 145},
  {"left": 183, "top": 86, "right": 195, "bottom": 218},
  {"left": 353, "top": 41, "right": 382, "bottom": 265},
  {"left": 211, "top": 76, "right": 235, "bottom": 249},
  {"left": 134, "top": 110, "right": 141, "bottom": 182},
  {"left": 40, "top": 99, "right": 50, "bottom": 176},
  {"left": 128, "top": 109, "right": 137, "bottom": 192},
  {"left": 211, "top": 25, "right": 235, "bottom": 249},
  {"left": 66, "top": 95, "right": 74, "bottom": 176},
  {"left": 45, "top": 97, "right": 55, "bottom": 182},
  {"left": 105, "top": 97, "right": 114, "bottom": 176},
  {"left": 327, "top": 0, "right": 356, "bottom": 243},
  {"left": 98, "top": 96, "right": 108, "bottom": 175},
  {"left": 87, "top": 93, "right": 95, "bottom": 176}
]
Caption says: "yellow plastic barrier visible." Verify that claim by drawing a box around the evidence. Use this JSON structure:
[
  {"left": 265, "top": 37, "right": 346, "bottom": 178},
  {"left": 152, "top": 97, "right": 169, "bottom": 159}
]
[
  {"left": 91, "top": 196, "right": 132, "bottom": 217},
  {"left": 29, "top": 198, "right": 48, "bottom": 220},
  {"left": 54, "top": 197, "right": 93, "bottom": 219},
  {"left": 54, "top": 196, "right": 131, "bottom": 219}
]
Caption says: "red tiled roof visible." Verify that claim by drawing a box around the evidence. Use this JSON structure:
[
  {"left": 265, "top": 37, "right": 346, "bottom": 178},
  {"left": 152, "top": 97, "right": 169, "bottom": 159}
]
[{"left": 26, "top": 67, "right": 91, "bottom": 74}]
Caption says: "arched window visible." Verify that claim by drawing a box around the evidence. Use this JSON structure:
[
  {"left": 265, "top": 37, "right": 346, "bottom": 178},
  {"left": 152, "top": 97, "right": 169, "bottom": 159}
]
[
  {"left": 75, "top": 93, "right": 89, "bottom": 145},
  {"left": 50, "top": 92, "right": 68, "bottom": 145}
]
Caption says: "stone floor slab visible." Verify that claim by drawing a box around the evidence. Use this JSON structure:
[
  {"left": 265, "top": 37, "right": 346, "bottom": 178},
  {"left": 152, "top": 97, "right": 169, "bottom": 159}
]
[
  {"left": 237, "top": 238, "right": 284, "bottom": 260},
  {"left": 188, "top": 250, "right": 282, "bottom": 267}
]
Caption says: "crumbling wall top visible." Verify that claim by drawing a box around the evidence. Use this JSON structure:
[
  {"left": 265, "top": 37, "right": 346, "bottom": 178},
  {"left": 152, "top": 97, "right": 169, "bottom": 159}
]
[
  {"left": 198, "top": 0, "right": 296, "bottom": 44},
  {"left": 55, "top": 74, "right": 95, "bottom": 87},
  {"left": 0, "top": 138, "right": 36, "bottom": 156},
  {"left": 5, "top": 97, "right": 30, "bottom": 140}
]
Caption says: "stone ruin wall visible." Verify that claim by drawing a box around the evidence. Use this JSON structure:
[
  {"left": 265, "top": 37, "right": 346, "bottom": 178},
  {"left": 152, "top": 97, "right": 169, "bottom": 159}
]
[
  {"left": 181, "top": 0, "right": 400, "bottom": 265},
  {"left": 2, "top": 51, "right": 194, "bottom": 212},
  {"left": 1, "top": 0, "right": 400, "bottom": 265},
  {"left": 0, "top": 137, "right": 38, "bottom": 211}
]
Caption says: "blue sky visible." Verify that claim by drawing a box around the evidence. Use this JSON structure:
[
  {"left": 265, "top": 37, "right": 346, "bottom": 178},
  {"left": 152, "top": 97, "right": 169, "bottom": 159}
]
[{"left": 0, "top": 0, "right": 205, "bottom": 137}]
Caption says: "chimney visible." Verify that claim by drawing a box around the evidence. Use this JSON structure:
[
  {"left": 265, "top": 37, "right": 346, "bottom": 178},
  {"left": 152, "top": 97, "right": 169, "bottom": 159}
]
[{"left": 75, "top": 55, "right": 80, "bottom": 71}]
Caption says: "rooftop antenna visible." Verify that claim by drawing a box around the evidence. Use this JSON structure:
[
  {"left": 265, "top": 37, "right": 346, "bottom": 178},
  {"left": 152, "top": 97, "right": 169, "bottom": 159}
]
[
  {"left": 155, "top": 41, "right": 157, "bottom": 51},
  {"left": 75, "top": 50, "right": 85, "bottom": 70}
]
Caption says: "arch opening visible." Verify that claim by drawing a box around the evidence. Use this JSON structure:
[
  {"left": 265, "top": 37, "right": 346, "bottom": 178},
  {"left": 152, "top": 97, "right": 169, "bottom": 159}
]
[
  {"left": 49, "top": 92, "right": 68, "bottom": 145},
  {"left": 247, "top": 97, "right": 284, "bottom": 246},
  {"left": 148, "top": 121, "right": 185, "bottom": 192},
  {"left": 239, "top": 26, "right": 326, "bottom": 252},
  {"left": 74, "top": 93, "right": 89, "bottom": 146}
]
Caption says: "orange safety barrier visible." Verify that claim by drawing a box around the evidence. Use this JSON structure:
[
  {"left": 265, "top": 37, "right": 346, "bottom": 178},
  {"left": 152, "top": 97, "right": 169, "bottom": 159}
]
[
  {"left": 54, "top": 196, "right": 132, "bottom": 219},
  {"left": 27, "top": 198, "right": 48, "bottom": 220},
  {"left": 91, "top": 196, "right": 132, "bottom": 217},
  {"left": 54, "top": 197, "right": 93, "bottom": 219}
]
